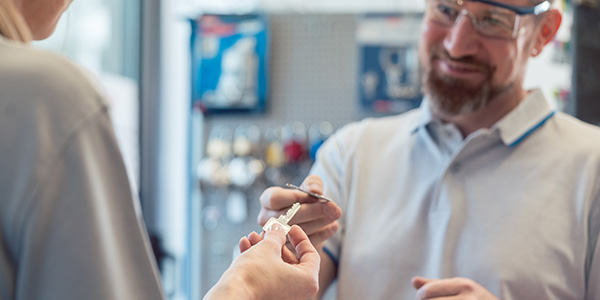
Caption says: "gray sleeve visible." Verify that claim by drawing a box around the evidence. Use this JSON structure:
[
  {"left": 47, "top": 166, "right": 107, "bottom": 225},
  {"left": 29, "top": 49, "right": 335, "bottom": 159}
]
[
  {"left": 588, "top": 237, "right": 600, "bottom": 300},
  {"left": 14, "top": 108, "right": 165, "bottom": 300},
  {"left": 587, "top": 189, "right": 600, "bottom": 300}
]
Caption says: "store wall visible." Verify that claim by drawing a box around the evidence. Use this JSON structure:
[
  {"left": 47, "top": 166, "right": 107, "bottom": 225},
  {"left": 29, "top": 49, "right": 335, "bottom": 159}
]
[{"left": 185, "top": 0, "right": 424, "bottom": 13}]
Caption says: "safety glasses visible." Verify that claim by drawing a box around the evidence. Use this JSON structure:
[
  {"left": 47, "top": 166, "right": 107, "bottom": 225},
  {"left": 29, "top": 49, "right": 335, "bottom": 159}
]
[{"left": 425, "top": 0, "right": 551, "bottom": 39}]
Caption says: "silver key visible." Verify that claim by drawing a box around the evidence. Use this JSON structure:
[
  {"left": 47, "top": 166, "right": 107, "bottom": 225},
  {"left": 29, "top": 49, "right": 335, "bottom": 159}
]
[
  {"left": 285, "top": 183, "right": 332, "bottom": 202},
  {"left": 263, "top": 202, "right": 301, "bottom": 234}
]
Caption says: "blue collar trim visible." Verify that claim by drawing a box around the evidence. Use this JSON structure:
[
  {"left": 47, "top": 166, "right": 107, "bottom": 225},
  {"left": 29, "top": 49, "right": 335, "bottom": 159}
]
[{"left": 508, "top": 110, "right": 556, "bottom": 147}]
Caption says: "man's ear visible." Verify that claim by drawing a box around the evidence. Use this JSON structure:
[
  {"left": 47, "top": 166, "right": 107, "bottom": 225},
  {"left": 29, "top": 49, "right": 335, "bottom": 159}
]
[{"left": 533, "top": 9, "right": 562, "bottom": 54}]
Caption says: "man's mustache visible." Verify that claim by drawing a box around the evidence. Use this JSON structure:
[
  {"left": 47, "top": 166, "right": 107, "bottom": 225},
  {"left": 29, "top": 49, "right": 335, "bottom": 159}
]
[{"left": 431, "top": 47, "right": 493, "bottom": 74}]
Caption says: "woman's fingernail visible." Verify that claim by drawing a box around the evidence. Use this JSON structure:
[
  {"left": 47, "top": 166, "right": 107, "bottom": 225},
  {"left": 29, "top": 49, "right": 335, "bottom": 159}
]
[{"left": 269, "top": 223, "right": 283, "bottom": 232}]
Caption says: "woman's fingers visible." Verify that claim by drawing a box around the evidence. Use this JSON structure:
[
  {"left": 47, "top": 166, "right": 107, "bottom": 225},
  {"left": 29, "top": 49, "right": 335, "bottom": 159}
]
[
  {"left": 288, "top": 225, "right": 320, "bottom": 274},
  {"left": 239, "top": 237, "right": 252, "bottom": 253}
]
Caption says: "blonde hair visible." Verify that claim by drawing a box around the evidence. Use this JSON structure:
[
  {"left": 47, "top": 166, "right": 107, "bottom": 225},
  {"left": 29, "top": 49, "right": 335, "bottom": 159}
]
[{"left": 0, "top": 0, "right": 32, "bottom": 43}]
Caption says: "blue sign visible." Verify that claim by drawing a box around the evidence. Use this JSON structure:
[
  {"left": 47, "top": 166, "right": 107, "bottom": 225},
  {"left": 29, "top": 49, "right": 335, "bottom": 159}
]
[
  {"left": 357, "top": 14, "right": 423, "bottom": 113},
  {"left": 191, "top": 14, "right": 269, "bottom": 114}
]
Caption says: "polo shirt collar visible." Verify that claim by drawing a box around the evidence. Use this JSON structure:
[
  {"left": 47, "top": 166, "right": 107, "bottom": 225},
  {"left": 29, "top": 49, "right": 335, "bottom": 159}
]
[
  {"left": 412, "top": 97, "right": 435, "bottom": 133},
  {"left": 411, "top": 89, "right": 556, "bottom": 147},
  {"left": 493, "top": 88, "right": 556, "bottom": 147}
]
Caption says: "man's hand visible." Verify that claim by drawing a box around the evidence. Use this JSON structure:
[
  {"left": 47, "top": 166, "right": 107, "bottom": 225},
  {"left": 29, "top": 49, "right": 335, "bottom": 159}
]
[
  {"left": 257, "top": 175, "right": 342, "bottom": 249},
  {"left": 204, "top": 224, "right": 320, "bottom": 300},
  {"left": 412, "top": 276, "right": 500, "bottom": 300}
]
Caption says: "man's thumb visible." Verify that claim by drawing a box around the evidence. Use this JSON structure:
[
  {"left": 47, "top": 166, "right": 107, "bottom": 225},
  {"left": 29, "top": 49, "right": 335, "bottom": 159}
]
[{"left": 411, "top": 276, "right": 432, "bottom": 290}]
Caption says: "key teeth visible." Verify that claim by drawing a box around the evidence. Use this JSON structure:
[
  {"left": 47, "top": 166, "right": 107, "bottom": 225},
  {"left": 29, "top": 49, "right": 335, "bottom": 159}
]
[{"left": 286, "top": 202, "right": 301, "bottom": 220}]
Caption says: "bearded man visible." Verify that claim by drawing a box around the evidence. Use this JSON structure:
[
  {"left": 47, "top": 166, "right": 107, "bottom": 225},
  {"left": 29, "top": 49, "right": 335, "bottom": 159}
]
[{"left": 258, "top": 0, "right": 600, "bottom": 299}]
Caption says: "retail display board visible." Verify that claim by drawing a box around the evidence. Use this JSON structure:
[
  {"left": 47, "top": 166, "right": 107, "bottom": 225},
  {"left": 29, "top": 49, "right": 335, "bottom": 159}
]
[
  {"left": 357, "top": 13, "right": 423, "bottom": 113},
  {"left": 190, "top": 14, "right": 269, "bottom": 114}
]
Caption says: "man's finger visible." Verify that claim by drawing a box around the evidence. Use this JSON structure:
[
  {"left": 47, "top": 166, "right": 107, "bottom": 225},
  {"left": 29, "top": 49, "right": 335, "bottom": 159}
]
[
  {"left": 258, "top": 200, "right": 338, "bottom": 227},
  {"left": 307, "top": 222, "right": 339, "bottom": 247},
  {"left": 290, "top": 201, "right": 341, "bottom": 225},
  {"left": 257, "top": 207, "right": 290, "bottom": 225},
  {"left": 411, "top": 276, "right": 432, "bottom": 290},
  {"left": 300, "top": 175, "right": 324, "bottom": 195},
  {"left": 259, "top": 186, "right": 320, "bottom": 211},
  {"left": 415, "top": 277, "right": 464, "bottom": 299}
]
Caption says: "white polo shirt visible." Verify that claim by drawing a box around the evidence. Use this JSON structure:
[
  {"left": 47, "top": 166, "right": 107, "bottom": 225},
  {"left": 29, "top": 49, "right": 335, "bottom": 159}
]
[{"left": 312, "top": 89, "right": 600, "bottom": 299}]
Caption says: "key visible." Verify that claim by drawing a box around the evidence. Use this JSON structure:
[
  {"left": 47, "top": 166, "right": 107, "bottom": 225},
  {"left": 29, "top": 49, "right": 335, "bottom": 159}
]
[
  {"left": 263, "top": 202, "right": 301, "bottom": 234},
  {"left": 285, "top": 183, "right": 333, "bottom": 202}
]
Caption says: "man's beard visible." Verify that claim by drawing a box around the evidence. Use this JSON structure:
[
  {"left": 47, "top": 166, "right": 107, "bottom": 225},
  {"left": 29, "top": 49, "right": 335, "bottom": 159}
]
[{"left": 422, "top": 46, "right": 508, "bottom": 117}]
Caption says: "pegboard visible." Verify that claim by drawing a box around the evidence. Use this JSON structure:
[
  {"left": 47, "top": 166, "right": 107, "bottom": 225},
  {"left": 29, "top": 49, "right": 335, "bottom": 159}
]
[
  {"left": 193, "top": 13, "right": 361, "bottom": 296},
  {"left": 201, "top": 13, "right": 359, "bottom": 131}
]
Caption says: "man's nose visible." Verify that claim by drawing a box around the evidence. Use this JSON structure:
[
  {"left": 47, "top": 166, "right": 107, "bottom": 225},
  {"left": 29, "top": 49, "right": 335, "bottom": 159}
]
[{"left": 443, "top": 11, "right": 481, "bottom": 58}]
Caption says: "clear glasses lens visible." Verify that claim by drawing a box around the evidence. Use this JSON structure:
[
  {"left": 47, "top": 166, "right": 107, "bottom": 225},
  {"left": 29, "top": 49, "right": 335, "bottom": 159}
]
[{"left": 426, "top": 0, "right": 520, "bottom": 39}]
